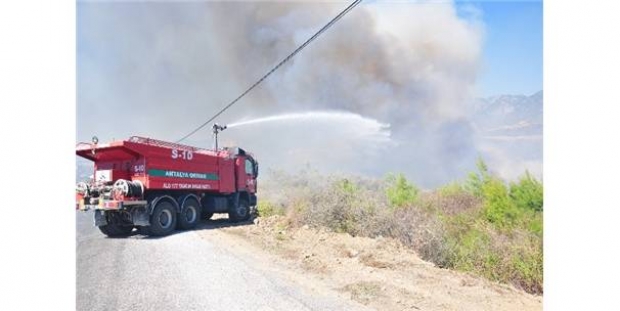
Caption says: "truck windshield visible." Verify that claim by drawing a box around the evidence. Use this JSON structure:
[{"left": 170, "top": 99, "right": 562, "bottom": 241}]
[
  {"left": 245, "top": 159, "right": 253, "bottom": 175},
  {"left": 244, "top": 157, "right": 258, "bottom": 177}
]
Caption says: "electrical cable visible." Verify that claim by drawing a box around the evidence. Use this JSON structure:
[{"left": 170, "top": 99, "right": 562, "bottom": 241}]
[{"left": 176, "top": 0, "right": 363, "bottom": 143}]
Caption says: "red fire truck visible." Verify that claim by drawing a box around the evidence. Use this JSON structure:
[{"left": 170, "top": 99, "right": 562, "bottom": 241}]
[{"left": 75, "top": 125, "right": 258, "bottom": 237}]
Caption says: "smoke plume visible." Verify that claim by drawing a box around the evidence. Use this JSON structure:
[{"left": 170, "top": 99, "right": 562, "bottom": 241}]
[{"left": 78, "top": 1, "right": 488, "bottom": 187}]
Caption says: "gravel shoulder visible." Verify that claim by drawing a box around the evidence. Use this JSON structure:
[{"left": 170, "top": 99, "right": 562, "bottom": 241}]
[{"left": 200, "top": 215, "right": 543, "bottom": 311}]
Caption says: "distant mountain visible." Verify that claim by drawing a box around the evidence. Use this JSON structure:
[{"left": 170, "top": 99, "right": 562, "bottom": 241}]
[
  {"left": 471, "top": 91, "right": 543, "bottom": 139},
  {"left": 470, "top": 91, "right": 543, "bottom": 180}
]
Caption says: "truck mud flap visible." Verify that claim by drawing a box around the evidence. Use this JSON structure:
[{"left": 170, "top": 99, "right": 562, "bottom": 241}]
[
  {"left": 131, "top": 207, "right": 150, "bottom": 226},
  {"left": 93, "top": 210, "right": 108, "bottom": 227}
]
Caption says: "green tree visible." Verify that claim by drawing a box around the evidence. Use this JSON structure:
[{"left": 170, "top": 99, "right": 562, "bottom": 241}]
[
  {"left": 385, "top": 173, "right": 419, "bottom": 208},
  {"left": 482, "top": 178, "right": 518, "bottom": 227},
  {"left": 466, "top": 157, "right": 491, "bottom": 198}
]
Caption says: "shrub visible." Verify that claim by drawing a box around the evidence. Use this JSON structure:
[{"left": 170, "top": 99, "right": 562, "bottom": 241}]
[
  {"left": 336, "top": 178, "right": 359, "bottom": 195},
  {"left": 446, "top": 226, "right": 493, "bottom": 272},
  {"left": 257, "top": 200, "right": 285, "bottom": 217},
  {"left": 384, "top": 173, "right": 419, "bottom": 208},
  {"left": 288, "top": 177, "right": 381, "bottom": 236},
  {"left": 510, "top": 233, "right": 543, "bottom": 293},
  {"left": 440, "top": 218, "right": 543, "bottom": 294},
  {"left": 257, "top": 162, "right": 543, "bottom": 295},
  {"left": 438, "top": 181, "right": 466, "bottom": 197},
  {"left": 510, "top": 171, "right": 543, "bottom": 212},
  {"left": 328, "top": 178, "right": 379, "bottom": 235},
  {"left": 525, "top": 211, "right": 543, "bottom": 236},
  {"left": 430, "top": 186, "right": 481, "bottom": 216},
  {"left": 374, "top": 205, "right": 450, "bottom": 267}
]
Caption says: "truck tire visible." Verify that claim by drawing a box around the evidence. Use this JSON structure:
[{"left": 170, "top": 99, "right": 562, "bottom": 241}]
[
  {"left": 148, "top": 200, "right": 177, "bottom": 236},
  {"left": 178, "top": 199, "right": 201, "bottom": 230},
  {"left": 98, "top": 223, "right": 133, "bottom": 237},
  {"left": 229, "top": 199, "right": 250, "bottom": 222}
]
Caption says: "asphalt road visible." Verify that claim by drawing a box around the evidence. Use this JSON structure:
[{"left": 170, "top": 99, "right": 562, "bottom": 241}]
[{"left": 76, "top": 211, "right": 367, "bottom": 311}]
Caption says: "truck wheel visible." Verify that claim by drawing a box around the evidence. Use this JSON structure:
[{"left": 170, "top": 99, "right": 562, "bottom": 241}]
[
  {"left": 148, "top": 201, "right": 177, "bottom": 236},
  {"left": 98, "top": 223, "right": 133, "bottom": 237},
  {"left": 229, "top": 199, "right": 250, "bottom": 222},
  {"left": 178, "top": 199, "right": 201, "bottom": 230}
]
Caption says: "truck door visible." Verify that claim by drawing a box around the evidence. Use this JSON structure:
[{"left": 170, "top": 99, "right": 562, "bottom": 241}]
[
  {"left": 235, "top": 156, "right": 256, "bottom": 193},
  {"left": 243, "top": 157, "right": 257, "bottom": 193}
]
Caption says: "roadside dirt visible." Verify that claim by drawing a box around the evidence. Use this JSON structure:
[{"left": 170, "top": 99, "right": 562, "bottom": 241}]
[{"left": 196, "top": 216, "right": 542, "bottom": 311}]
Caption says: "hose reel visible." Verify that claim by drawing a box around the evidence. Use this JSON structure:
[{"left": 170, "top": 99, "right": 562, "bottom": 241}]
[{"left": 113, "top": 179, "right": 144, "bottom": 198}]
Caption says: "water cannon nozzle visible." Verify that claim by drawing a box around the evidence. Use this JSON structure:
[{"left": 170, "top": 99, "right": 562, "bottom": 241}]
[
  {"left": 212, "top": 123, "right": 227, "bottom": 151},
  {"left": 212, "top": 123, "right": 227, "bottom": 134}
]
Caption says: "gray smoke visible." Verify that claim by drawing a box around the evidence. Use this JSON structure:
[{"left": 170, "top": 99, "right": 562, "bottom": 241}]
[{"left": 77, "top": 1, "right": 486, "bottom": 187}]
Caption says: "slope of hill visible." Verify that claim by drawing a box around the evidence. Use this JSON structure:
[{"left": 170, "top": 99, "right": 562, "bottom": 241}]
[
  {"left": 211, "top": 214, "right": 542, "bottom": 310},
  {"left": 472, "top": 91, "right": 542, "bottom": 139}
]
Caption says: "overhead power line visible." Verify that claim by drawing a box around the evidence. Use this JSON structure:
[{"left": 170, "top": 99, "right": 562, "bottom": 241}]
[{"left": 176, "top": 0, "right": 363, "bottom": 143}]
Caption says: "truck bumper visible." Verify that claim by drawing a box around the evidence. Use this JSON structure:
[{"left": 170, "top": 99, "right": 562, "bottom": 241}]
[{"left": 78, "top": 200, "right": 147, "bottom": 211}]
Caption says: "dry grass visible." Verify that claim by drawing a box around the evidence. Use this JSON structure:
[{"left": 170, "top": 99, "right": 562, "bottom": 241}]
[
  {"left": 301, "top": 256, "right": 329, "bottom": 274},
  {"left": 341, "top": 281, "right": 384, "bottom": 305},
  {"left": 359, "top": 253, "right": 393, "bottom": 269}
]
